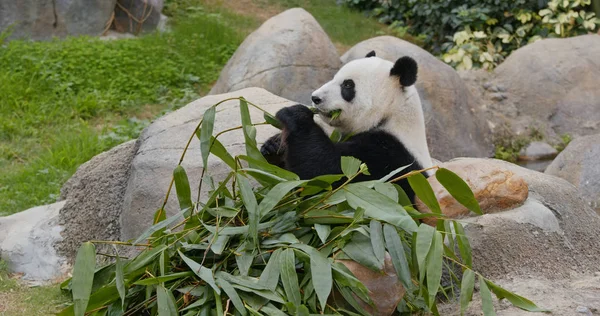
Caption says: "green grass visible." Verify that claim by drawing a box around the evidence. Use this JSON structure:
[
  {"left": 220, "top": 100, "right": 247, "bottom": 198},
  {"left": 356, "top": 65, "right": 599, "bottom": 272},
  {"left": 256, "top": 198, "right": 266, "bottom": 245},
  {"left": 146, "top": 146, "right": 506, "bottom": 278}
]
[
  {"left": 0, "top": 0, "right": 393, "bottom": 215},
  {"left": 0, "top": 260, "right": 68, "bottom": 315}
]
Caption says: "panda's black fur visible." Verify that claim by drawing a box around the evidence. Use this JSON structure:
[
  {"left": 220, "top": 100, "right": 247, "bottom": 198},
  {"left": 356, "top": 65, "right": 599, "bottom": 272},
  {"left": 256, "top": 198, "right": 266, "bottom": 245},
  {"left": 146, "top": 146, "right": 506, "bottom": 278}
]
[{"left": 260, "top": 51, "right": 427, "bottom": 202}]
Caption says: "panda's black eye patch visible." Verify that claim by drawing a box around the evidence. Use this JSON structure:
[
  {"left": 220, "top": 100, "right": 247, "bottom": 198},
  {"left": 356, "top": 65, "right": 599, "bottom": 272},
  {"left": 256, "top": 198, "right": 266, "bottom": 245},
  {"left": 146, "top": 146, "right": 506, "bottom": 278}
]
[{"left": 341, "top": 79, "right": 355, "bottom": 102}]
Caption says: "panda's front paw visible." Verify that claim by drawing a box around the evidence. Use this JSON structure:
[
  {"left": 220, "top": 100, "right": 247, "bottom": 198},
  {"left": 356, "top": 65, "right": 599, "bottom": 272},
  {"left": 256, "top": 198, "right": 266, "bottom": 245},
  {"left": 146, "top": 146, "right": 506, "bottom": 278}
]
[
  {"left": 260, "top": 133, "right": 284, "bottom": 157},
  {"left": 276, "top": 104, "right": 315, "bottom": 132}
]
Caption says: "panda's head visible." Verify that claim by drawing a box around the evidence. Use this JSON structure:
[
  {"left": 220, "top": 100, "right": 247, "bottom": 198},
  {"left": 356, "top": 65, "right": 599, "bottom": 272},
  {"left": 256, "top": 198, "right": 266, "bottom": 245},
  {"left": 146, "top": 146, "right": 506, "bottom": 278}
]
[{"left": 311, "top": 51, "right": 420, "bottom": 135}]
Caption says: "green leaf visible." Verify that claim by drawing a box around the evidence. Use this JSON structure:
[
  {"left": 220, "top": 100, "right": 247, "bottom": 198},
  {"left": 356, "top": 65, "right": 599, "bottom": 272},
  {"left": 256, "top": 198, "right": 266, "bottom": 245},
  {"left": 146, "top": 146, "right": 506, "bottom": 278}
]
[
  {"left": 134, "top": 272, "right": 195, "bottom": 285},
  {"left": 479, "top": 276, "right": 496, "bottom": 316},
  {"left": 157, "top": 285, "right": 178, "bottom": 316},
  {"left": 200, "top": 106, "right": 216, "bottom": 167},
  {"left": 314, "top": 223, "right": 331, "bottom": 244},
  {"left": 485, "top": 279, "right": 548, "bottom": 312},
  {"left": 72, "top": 242, "right": 96, "bottom": 316},
  {"left": 426, "top": 231, "right": 443, "bottom": 306},
  {"left": 115, "top": 255, "right": 125, "bottom": 308},
  {"left": 408, "top": 173, "right": 442, "bottom": 214},
  {"left": 133, "top": 208, "right": 189, "bottom": 245},
  {"left": 453, "top": 221, "right": 472, "bottom": 267},
  {"left": 178, "top": 250, "right": 220, "bottom": 294},
  {"left": 342, "top": 233, "right": 383, "bottom": 272},
  {"left": 304, "top": 246, "right": 332, "bottom": 311},
  {"left": 383, "top": 224, "right": 412, "bottom": 290},
  {"left": 296, "top": 305, "right": 310, "bottom": 316},
  {"left": 209, "top": 136, "right": 237, "bottom": 170},
  {"left": 341, "top": 156, "right": 362, "bottom": 178},
  {"left": 263, "top": 111, "right": 282, "bottom": 129},
  {"left": 330, "top": 129, "right": 342, "bottom": 142},
  {"left": 370, "top": 220, "right": 386, "bottom": 266},
  {"left": 280, "top": 248, "right": 301, "bottom": 307},
  {"left": 258, "top": 180, "right": 306, "bottom": 218},
  {"left": 373, "top": 182, "right": 398, "bottom": 202},
  {"left": 238, "top": 155, "right": 299, "bottom": 181},
  {"left": 236, "top": 173, "right": 259, "bottom": 244},
  {"left": 331, "top": 263, "right": 370, "bottom": 302},
  {"left": 393, "top": 184, "right": 413, "bottom": 207},
  {"left": 344, "top": 183, "right": 417, "bottom": 233},
  {"left": 216, "top": 277, "right": 247, "bottom": 316},
  {"left": 435, "top": 168, "right": 482, "bottom": 215},
  {"left": 173, "top": 165, "right": 193, "bottom": 212},
  {"left": 259, "top": 249, "right": 282, "bottom": 291},
  {"left": 460, "top": 269, "right": 475, "bottom": 316},
  {"left": 239, "top": 98, "right": 267, "bottom": 163},
  {"left": 415, "top": 224, "right": 435, "bottom": 279}
]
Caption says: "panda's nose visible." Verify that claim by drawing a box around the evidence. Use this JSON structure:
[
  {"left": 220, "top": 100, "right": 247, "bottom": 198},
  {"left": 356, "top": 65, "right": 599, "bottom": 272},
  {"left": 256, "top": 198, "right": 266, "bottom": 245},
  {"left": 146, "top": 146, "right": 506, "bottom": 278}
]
[{"left": 311, "top": 95, "right": 322, "bottom": 105}]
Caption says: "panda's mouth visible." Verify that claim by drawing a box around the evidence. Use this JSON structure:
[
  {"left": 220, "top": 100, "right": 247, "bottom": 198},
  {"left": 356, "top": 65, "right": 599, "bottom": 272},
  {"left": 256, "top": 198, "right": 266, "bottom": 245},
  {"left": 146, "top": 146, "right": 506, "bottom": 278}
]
[{"left": 309, "top": 107, "right": 342, "bottom": 120}]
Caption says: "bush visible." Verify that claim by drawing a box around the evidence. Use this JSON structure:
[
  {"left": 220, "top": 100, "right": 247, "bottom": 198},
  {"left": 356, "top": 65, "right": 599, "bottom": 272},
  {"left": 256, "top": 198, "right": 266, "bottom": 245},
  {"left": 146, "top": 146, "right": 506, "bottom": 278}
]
[{"left": 58, "top": 98, "right": 545, "bottom": 315}]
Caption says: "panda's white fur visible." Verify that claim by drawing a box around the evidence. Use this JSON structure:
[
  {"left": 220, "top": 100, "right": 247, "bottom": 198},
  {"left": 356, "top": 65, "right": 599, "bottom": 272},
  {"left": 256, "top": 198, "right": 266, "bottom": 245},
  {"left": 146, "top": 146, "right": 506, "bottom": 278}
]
[{"left": 311, "top": 56, "right": 433, "bottom": 172}]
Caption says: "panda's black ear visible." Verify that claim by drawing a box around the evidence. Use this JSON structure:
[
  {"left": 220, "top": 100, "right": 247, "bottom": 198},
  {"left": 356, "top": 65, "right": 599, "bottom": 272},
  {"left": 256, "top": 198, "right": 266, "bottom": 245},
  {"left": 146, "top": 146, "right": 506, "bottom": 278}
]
[
  {"left": 390, "top": 56, "right": 417, "bottom": 87},
  {"left": 365, "top": 50, "right": 376, "bottom": 58}
]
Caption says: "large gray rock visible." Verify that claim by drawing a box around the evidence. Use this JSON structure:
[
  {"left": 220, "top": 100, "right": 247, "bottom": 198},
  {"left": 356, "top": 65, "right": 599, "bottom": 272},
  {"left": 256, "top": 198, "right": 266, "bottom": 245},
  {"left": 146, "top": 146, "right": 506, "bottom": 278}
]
[
  {"left": 0, "top": 0, "right": 117, "bottom": 40},
  {"left": 209, "top": 8, "right": 341, "bottom": 105},
  {"left": 437, "top": 158, "right": 600, "bottom": 279},
  {"left": 57, "top": 140, "right": 138, "bottom": 260},
  {"left": 545, "top": 134, "right": 600, "bottom": 212},
  {"left": 341, "top": 36, "right": 493, "bottom": 161},
  {"left": 490, "top": 35, "right": 600, "bottom": 140},
  {"left": 0, "top": 201, "right": 68, "bottom": 283},
  {"left": 120, "top": 88, "right": 296, "bottom": 240},
  {"left": 114, "top": 0, "right": 164, "bottom": 34}
]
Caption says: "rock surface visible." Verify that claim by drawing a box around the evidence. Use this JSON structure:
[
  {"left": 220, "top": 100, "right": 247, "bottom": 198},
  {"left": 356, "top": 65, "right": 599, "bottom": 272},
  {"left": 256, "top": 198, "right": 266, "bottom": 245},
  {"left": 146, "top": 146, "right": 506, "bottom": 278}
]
[
  {"left": 415, "top": 160, "right": 529, "bottom": 223},
  {"left": 209, "top": 8, "right": 340, "bottom": 105},
  {"left": 335, "top": 254, "right": 405, "bottom": 316},
  {"left": 341, "top": 36, "right": 493, "bottom": 161},
  {"left": 0, "top": 202, "right": 68, "bottom": 283},
  {"left": 518, "top": 141, "right": 558, "bottom": 161},
  {"left": 490, "top": 35, "right": 600, "bottom": 140},
  {"left": 120, "top": 88, "right": 296, "bottom": 240},
  {"left": 545, "top": 134, "right": 600, "bottom": 212},
  {"left": 114, "top": 0, "right": 164, "bottom": 34},
  {"left": 57, "top": 140, "right": 138, "bottom": 260},
  {"left": 438, "top": 158, "right": 600, "bottom": 279},
  {"left": 0, "top": 0, "right": 117, "bottom": 40}
]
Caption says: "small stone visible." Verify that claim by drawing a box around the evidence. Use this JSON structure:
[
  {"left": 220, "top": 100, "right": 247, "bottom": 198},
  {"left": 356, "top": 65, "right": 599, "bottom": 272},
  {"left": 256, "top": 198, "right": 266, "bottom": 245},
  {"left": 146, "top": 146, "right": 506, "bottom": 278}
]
[
  {"left": 519, "top": 141, "right": 558, "bottom": 161},
  {"left": 576, "top": 306, "right": 592, "bottom": 315},
  {"left": 483, "top": 82, "right": 493, "bottom": 90},
  {"left": 490, "top": 92, "right": 506, "bottom": 101},
  {"left": 497, "top": 84, "right": 507, "bottom": 92}
]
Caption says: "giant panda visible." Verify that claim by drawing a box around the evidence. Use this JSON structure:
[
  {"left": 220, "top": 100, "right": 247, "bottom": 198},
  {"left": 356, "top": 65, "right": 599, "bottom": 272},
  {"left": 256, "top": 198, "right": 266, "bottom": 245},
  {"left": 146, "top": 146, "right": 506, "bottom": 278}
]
[{"left": 260, "top": 51, "right": 433, "bottom": 202}]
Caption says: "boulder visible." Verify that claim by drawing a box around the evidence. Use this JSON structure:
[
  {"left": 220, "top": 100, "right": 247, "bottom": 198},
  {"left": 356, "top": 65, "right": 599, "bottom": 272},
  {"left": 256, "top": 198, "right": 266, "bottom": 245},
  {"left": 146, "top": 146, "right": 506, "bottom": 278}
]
[
  {"left": 490, "top": 35, "right": 600, "bottom": 140},
  {"left": 433, "top": 158, "right": 600, "bottom": 279},
  {"left": 57, "top": 140, "right": 138, "bottom": 260},
  {"left": 341, "top": 36, "right": 493, "bottom": 161},
  {"left": 416, "top": 161, "right": 529, "bottom": 223},
  {"left": 209, "top": 8, "right": 341, "bottom": 105},
  {"left": 0, "top": 201, "right": 68, "bottom": 283},
  {"left": 114, "top": 0, "right": 164, "bottom": 34},
  {"left": 120, "top": 88, "right": 296, "bottom": 240},
  {"left": 518, "top": 141, "right": 558, "bottom": 161},
  {"left": 0, "top": 0, "right": 117, "bottom": 40},
  {"left": 545, "top": 134, "right": 600, "bottom": 212}
]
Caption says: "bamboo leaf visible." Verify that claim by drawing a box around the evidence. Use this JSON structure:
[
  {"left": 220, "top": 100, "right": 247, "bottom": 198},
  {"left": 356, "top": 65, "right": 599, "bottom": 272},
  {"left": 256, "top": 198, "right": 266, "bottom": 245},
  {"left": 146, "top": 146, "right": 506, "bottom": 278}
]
[
  {"left": 200, "top": 106, "right": 216, "bottom": 167},
  {"left": 125, "top": 244, "right": 167, "bottom": 273},
  {"left": 460, "top": 269, "right": 475, "bottom": 316},
  {"left": 342, "top": 233, "right": 383, "bottom": 272},
  {"left": 216, "top": 277, "right": 247, "bottom": 316},
  {"left": 290, "top": 245, "right": 333, "bottom": 311},
  {"left": 263, "top": 111, "right": 282, "bottom": 129},
  {"left": 178, "top": 250, "right": 220, "bottom": 294},
  {"left": 373, "top": 182, "right": 398, "bottom": 202},
  {"left": 485, "top": 279, "right": 548, "bottom": 312},
  {"left": 173, "top": 165, "right": 193, "bottom": 212},
  {"left": 453, "top": 221, "right": 472, "bottom": 267},
  {"left": 479, "top": 276, "right": 496, "bottom": 316},
  {"left": 408, "top": 173, "right": 441, "bottom": 214},
  {"left": 73, "top": 242, "right": 96, "bottom": 316},
  {"left": 115, "top": 255, "right": 125, "bottom": 308},
  {"left": 341, "top": 156, "right": 362, "bottom": 178},
  {"left": 209, "top": 136, "right": 237, "bottom": 170},
  {"left": 134, "top": 208, "right": 189, "bottom": 245},
  {"left": 415, "top": 224, "right": 435, "bottom": 279},
  {"left": 436, "top": 168, "right": 482, "bottom": 215},
  {"left": 134, "top": 272, "right": 195, "bottom": 285},
  {"left": 239, "top": 98, "right": 267, "bottom": 163},
  {"left": 259, "top": 249, "right": 282, "bottom": 291},
  {"left": 426, "top": 231, "right": 443, "bottom": 306},
  {"left": 157, "top": 285, "right": 178, "bottom": 316},
  {"left": 314, "top": 223, "right": 331, "bottom": 244},
  {"left": 236, "top": 173, "right": 259, "bottom": 244},
  {"left": 280, "top": 249, "right": 301, "bottom": 307},
  {"left": 383, "top": 224, "right": 412, "bottom": 290},
  {"left": 370, "top": 220, "right": 385, "bottom": 266},
  {"left": 238, "top": 155, "right": 299, "bottom": 181},
  {"left": 258, "top": 180, "right": 306, "bottom": 218}
]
